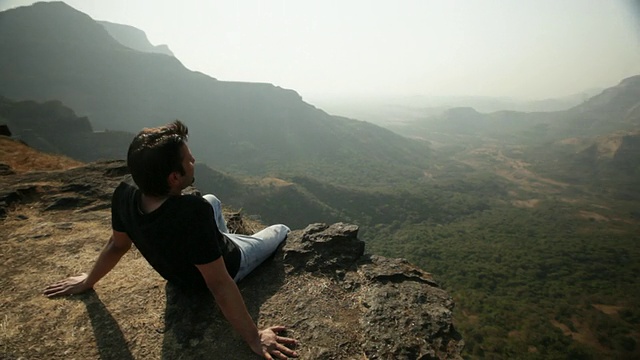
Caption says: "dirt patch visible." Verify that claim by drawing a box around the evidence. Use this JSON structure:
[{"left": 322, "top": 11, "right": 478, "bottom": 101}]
[
  {"left": 511, "top": 199, "right": 540, "bottom": 208},
  {"left": 461, "top": 310, "right": 479, "bottom": 324},
  {"left": 550, "top": 319, "right": 572, "bottom": 336},
  {"left": 550, "top": 317, "right": 609, "bottom": 354},
  {"left": 559, "top": 138, "right": 581, "bottom": 145},
  {"left": 592, "top": 304, "right": 624, "bottom": 315},
  {"left": 259, "top": 177, "right": 294, "bottom": 187},
  {"left": 508, "top": 330, "right": 523, "bottom": 339},
  {"left": 579, "top": 210, "right": 609, "bottom": 222},
  {"left": 595, "top": 135, "right": 623, "bottom": 159},
  {"left": 460, "top": 146, "right": 569, "bottom": 195}
]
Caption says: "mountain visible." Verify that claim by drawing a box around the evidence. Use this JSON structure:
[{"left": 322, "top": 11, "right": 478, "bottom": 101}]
[
  {"left": 392, "top": 106, "right": 554, "bottom": 144},
  {"left": 193, "top": 163, "right": 342, "bottom": 229},
  {"left": 393, "top": 76, "right": 640, "bottom": 144},
  {"left": 311, "top": 91, "right": 600, "bottom": 128},
  {"left": 0, "top": 2, "right": 432, "bottom": 186},
  {"left": 0, "top": 95, "right": 439, "bottom": 229},
  {"left": 0, "top": 96, "right": 133, "bottom": 161},
  {"left": 0, "top": 140, "right": 463, "bottom": 359},
  {"left": 556, "top": 75, "right": 640, "bottom": 136},
  {"left": 99, "top": 20, "right": 174, "bottom": 56},
  {"left": 521, "top": 130, "right": 640, "bottom": 201}
]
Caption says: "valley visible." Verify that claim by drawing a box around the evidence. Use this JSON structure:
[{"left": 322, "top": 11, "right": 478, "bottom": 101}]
[{"left": 361, "top": 117, "right": 640, "bottom": 359}]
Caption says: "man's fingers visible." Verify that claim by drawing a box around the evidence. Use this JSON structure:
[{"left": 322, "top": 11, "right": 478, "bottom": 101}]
[
  {"left": 44, "top": 286, "right": 69, "bottom": 297},
  {"left": 44, "top": 289, "right": 62, "bottom": 297},
  {"left": 272, "top": 350, "right": 287, "bottom": 360},
  {"left": 43, "top": 274, "right": 88, "bottom": 297},
  {"left": 43, "top": 283, "right": 75, "bottom": 297},
  {"left": 43, "top": 286, "right": 63, "bottom": 295},
  {"left": 275, "top": 343, "right": 298, "bottom": 357},
  {"left": 268, "top": 325, "right": 287, "bottom": 333},
  {"left": 44, "top": 281, "right": 66, "bottom": 290},
  {"left": 276, "top": 335, "right": 297, "bottom": 345},
  {"left": 260, "top": 326, "right": 298, "bottom": 358}
]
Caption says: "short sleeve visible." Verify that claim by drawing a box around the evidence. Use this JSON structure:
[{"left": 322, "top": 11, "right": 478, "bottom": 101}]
[{"left": 111, "top": 183, "right": 127, "bottom": 232}]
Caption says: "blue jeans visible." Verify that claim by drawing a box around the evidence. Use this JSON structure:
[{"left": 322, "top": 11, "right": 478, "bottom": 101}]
[{"left": 203, "top": 194, "right": 290, "bottom": 282}]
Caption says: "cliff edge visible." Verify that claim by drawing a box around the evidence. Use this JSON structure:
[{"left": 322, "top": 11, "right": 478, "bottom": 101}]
[{"left": 0, "top": 138, "right": 463, "bottom": 359}]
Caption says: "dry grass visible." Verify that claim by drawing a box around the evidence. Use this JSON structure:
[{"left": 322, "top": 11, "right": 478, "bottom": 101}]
[
  {"left": 223, "top": 206, "right": 264, "bottom": 235},
  {"left": 0, "top": 136, "right": 82, "bottom": 173},
  {"left": 0, "top": 199, "right": 266, "bottom": 359},
  {"left": 0, "top": 142, "right": 272, "bottom": 359},
  {"left": 0, "top": 171, "right": 279, "bottom": 359}
]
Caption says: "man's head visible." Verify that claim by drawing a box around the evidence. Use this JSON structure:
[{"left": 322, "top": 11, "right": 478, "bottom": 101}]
[{"left": 127, "top": 120, "right": 195, "bottom": 196}]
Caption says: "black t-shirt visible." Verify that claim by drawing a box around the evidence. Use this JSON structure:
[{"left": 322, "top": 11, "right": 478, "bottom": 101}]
[{"left": 111, "top": 177, "right": 241, "bottom": 289}]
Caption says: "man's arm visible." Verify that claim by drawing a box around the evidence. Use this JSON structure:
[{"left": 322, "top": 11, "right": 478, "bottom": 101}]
[
  {"left": 43, "top": 230, "right": 132, "bottom": 297},
  {"left": 196, "top": 258, "right": 298, "bottom": 359}
]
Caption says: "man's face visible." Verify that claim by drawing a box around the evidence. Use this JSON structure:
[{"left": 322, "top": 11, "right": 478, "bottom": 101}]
[{"left": 179, "top": 143, "right": 196, "bottom": 189}]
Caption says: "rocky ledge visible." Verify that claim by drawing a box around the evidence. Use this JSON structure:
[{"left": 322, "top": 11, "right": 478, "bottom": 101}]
[{"left": 0, "top": 159, "right": 463, "bottom": 359}]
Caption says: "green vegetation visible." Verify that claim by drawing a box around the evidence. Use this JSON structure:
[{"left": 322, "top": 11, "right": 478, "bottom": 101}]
[
  {"left": 366, "top": 199, "right": 639, "bottom": 359},
  {"left": 206, "top": 122, "right": 640, "bottom": 359},
  {"left": 209, "top": 134, "right": 640, "bottom": 358}
]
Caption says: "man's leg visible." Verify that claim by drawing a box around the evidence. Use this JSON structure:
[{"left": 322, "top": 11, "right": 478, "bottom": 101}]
[
  {"left": 203, "top": 194, "right": 290, "bottom": 282},
  {"left": 227, "top": 225, "right": 290, "bottom": 282},
  {"left": 202, "top": 194, "right": 229, "bottom": 234}
]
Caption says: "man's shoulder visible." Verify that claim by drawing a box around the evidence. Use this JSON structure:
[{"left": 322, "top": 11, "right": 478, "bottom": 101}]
[
  {"left": 114, "top": 176, "right": 138, "bottom": 196},
  {"left": 176, "top": 193, "right": 210, "bottom": 209},
  {"left": 170, "top": 194, "right": 213, "bottom": 222}
]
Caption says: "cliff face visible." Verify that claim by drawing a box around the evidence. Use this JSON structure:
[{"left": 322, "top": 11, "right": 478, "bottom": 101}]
[
  {"left": 0, "top": 141, "right": 463, "bottom": 359},
  {"left": 99, "top": 21, "right": 174, "bottom": 56},
  {"left": 0, "top": 97, "right": 134, "bottom": 162}
]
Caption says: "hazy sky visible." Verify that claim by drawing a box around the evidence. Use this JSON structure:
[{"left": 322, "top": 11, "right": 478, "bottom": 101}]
[{"left": 2, "top": 0, "right": 640, "bottom": 100}]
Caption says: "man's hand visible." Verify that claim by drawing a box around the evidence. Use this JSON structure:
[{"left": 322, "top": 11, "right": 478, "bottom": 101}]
[
  {"left": 43, "top": 273, "right": 92, "bottom": 297},
  {"left": 253, "top": 326, "right": 298, "bottom": 359}
]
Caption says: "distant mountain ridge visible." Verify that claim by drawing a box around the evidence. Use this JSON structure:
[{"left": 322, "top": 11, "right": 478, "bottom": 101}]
[
  {"left": 0, "top": 1, "right": 431, "bottom": 186},
  {"left": 99, "top": 21, "right": 174, "bottom": 56},
  {"left": 393, "top": 75, "right": 640, "bottom": 144}
]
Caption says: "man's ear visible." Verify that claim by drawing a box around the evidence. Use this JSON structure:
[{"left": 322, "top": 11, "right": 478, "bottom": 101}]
[{"left": 167, "top": 171, "right": 180, "bottom": 188}]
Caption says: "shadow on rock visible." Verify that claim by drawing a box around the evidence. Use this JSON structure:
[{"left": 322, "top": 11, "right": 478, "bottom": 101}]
[
  {"left": 79, "top": 290, "right": 135, "bottom": 360},
  {"left": 160, "top": 250, "right": 287, "bottom": 360}
]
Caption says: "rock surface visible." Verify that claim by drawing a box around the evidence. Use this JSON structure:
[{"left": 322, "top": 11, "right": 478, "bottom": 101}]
[{"left": 0, "top": 159, "right": 463, "bottom": 359}]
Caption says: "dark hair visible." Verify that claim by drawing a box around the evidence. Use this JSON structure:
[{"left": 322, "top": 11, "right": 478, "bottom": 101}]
[{"left": 127, "top": 120, "right": 189, "bottom": 196}]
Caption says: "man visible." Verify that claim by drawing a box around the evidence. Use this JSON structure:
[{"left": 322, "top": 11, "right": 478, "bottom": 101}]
[{"left": 43, "top": 120, "right": 298, "bottom": 359}]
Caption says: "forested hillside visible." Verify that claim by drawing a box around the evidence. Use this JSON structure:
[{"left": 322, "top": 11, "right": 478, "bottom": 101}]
[{"left": 363, "top": 77, "right": 640, "bottom": 358}]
